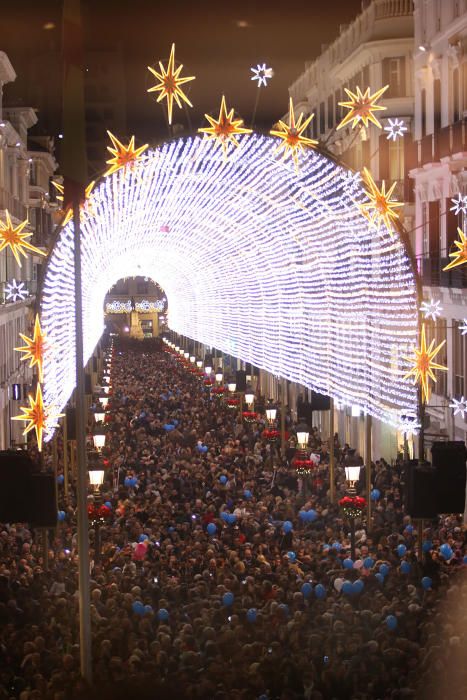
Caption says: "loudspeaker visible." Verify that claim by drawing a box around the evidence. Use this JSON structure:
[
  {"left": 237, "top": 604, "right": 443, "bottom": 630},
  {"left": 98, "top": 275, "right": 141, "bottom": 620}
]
[
  {"left": 403, "top": 460, "right": 438, "bottom": 519},
  {"left": 235, "top": 370, "right": 247, "bottom": 392},
  {"left": 310, "top": 391, "right": 331, "bottom": 411},
  {"left": 0, "top": 451, "right": 35, "bottom": 523},
  {"left": 30, "top": 474, "right": 57, "bottom": 527},
  {"left": 431, "top": 441, "right": 466, "bottom": 514},
  {"left": 66, "top": 407, "right": 76, "bottom": 441},
  {"left": 297, "top": 401, "right": 313, "bottom": 422}
]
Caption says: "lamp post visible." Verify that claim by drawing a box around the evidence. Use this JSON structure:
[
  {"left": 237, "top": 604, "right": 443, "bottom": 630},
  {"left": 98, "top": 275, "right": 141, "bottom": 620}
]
[
  {"left": 92, "top": 429, "right": 106, "bottom": 452},
  {"left": 265, "top": 401, "right": 277, "bottom": 426},
  {"left": 88, "top": 457, "right": 105, "bottom": 563},
  {"left": 344, "top": 464, "right": 362, "bottom": 560}
]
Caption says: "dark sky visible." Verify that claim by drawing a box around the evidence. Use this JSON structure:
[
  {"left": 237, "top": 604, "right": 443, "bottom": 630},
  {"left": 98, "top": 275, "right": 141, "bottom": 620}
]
[{"left": 2, "top": 0, "right": 362, "bottom": 146}]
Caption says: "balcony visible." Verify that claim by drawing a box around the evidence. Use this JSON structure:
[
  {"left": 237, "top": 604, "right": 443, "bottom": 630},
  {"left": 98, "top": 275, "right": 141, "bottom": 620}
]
[
  {"left": 0, "top": 187, "right": 28, "bottom": 222},
  {"left": 419, "top": 256, "right": 467, "bottom": 289}
]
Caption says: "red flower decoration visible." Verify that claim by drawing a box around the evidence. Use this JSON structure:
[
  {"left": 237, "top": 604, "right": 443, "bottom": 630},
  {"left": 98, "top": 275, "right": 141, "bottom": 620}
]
[
  {"left": 242, "top": 411, "right": 258, "bottom": 422},
  {"left": 262, "top": 429, "right": 280, "bottom": 441},
  {"left": 211, "top": 386, "right": 225, "bottom": 395},
  {"left": 339, "top": 495, "right": 367, "bottom": 517},
  {"left": 226, "top": 398, "right": 239, "bottom": 407}
]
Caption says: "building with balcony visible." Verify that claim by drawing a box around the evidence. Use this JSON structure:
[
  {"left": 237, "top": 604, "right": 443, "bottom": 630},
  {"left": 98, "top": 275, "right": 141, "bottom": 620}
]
[
  {"left": 104, "top": 277, "right": 167, "bottom": 339},
  {"left": 0, "top": 51, "right": 57, "bottom": 450},
  {"left": 409, "top": 0, "right": 467, "bottom": 445}
]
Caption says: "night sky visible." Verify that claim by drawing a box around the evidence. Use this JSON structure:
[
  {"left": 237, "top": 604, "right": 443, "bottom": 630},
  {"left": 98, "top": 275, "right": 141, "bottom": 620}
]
[{"left": 2, "top": 0, "right": 362, "bottom": 146}]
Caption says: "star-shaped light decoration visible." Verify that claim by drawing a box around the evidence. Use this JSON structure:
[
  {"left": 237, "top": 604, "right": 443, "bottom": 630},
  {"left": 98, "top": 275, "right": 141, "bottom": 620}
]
[
  {"left": 51, "top": 180, "right": 96, "bottom": 226},
  {"left": 384, "top": 117, "right": 407, "bottom": 141},
  {"left": 0, "top": 210, "right": 46, "bottom": 267},
  {"left": 269, "top": 97, "right": 318, "bottom": 169},
  {"left": 104, "top": 132, "right": 148, "bottom": 177},
  {"left": 198, "top": 95, "right": 252, "bottom": 157},
  {"left": 459, "top": 319, "right": 467, "bottom": 335},
  {"left": 251, "top": 63, "right": 273, "bottom": 87},
  {"left": 403, "top": 323, "right": 448, "bottom": 404},
  {"left": 12, "top": 383, "right": 46, "bottom": 451},
  {"left": 420, "top": 298, "right": 443, "bottom": 321},
  {"left": 450, "top": 396, "right": 467, "bottom": 419},
  {"left": 15, "top": 315, "right": 47, "bottom": 382},
  {"left": 337, "top": 85, "right": 388, "bottom": 130},
  {"left": 443, "top": 227, "right": 467, "bottom": 270},
  {"left": 450, "top": 193, "right": 467, "bottom": 216},
  {"left": 5, "top": 279, "right": 28, "bottom": 302},
  {"left": 359, "top": 167, "right": 403, "bottom": 234},
  {"left": 147, "top": 43, "right": 195, "bottom": 125}
]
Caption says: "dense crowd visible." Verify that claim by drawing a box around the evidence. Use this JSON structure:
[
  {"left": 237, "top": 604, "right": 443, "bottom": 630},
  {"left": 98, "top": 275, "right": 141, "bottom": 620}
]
[{"left": 0, "top": 340, "right": 466, "bottom": 700}]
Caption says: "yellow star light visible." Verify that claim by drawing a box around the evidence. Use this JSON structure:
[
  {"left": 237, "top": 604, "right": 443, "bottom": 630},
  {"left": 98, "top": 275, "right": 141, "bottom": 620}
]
[
  {"left": 15, "top": 314, "right": 47, "bottom": 382},
  {"left": 104, "top": 132, "right": 148, "bottom": 177},
  {"left": 52, "top": 180, "right": 95, "bottom": 226},
  {"left": 147, "top": 43, "right": 195, "bottom": 125},
  {"left": 359, "top": 167, "right": 403, "bottom": 235},
  {"left": 270, "top": 98, "right": 318, "bottom": 169},
  {"left": 12, "top": 383, "right": 46, "bottom": 451},
  {"left": 403, "top": 323, "right": 447, "bottom": 404},
  {"left": 0, "top": 210, "right": 46, "bottom": 267},
  {"left": 198, "top": 95, "right": 252, "bottom": 157},
  {"left": 443, "top": 228, "right": 467, "bottom": 271},
  {"left": 337, "top": 85, "right": 388, "bottom": 130}
]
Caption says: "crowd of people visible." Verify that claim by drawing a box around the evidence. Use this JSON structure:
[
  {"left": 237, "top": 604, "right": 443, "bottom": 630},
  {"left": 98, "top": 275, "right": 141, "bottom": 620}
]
[{"left": 0, "top": 338, "right": 466, "bottom": 700}]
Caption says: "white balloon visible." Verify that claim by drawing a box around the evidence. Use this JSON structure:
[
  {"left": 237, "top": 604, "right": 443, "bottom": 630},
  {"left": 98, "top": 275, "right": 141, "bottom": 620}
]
[
  {"left": 353, "top": 560, "right": 364, "bottom": 569},
  {"left": 334, "top": 577, "right": 344, "bottom": 592}
]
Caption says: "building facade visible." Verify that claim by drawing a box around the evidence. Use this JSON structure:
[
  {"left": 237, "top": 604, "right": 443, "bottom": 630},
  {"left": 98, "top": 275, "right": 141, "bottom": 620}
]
[{"left": 410, "top": 0, "right": 467, "bottom": 446}]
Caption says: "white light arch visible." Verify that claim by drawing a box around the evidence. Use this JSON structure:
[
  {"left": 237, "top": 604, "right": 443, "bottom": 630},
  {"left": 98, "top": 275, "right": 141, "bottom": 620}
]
[{"left": 40, "top": 133, "right": 418, "bottom": 436}]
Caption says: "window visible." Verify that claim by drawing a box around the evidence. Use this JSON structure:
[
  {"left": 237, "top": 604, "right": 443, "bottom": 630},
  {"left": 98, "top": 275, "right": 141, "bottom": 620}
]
[
  {"left": 319, "top": 102, "right": 325, "bottom": 134},
  {"left": 429, "top": 200, "right": 440, "bottom": 256},
  {"left": 389, "top": 138, "right": 404, "bottom": 181},
  {"left": 327, "top": 95, "right": 334, "bottom": 129},
  {"left": 433, "top": 79, "right": 441, "bottom": 132},
  {"left": 453, "top": 321, "right": 466, "bottom": 396},
  {"left": 382, "top": 57, "right": 406, "bottom": 97},
  {"left": 453, "top": 67, "right": 460, "bottom": 122}
]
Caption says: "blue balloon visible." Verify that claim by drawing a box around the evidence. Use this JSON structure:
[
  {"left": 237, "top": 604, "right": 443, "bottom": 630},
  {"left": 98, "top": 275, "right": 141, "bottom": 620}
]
[
  {"left": 278, "top": 603, "right": 289, "bottom": 616},
  {"left": 422, "top": 540, "right": 433, "bottom": 553},
  {"left": 385, "top": 614, "right": 397, "bottom": 630},
  {"left": 314, "top": 584, "right": 326, "bottom": 599},
  {"left": 306, "top": 509, "right": 318, "bottom": 522},
  {"left": 375, "top": 573, "right": 384, "bottom": 584},
  {"left": 287, "top": 551, "right": 296, "bottom": 562},
  {"left": 104, "top": 501, "right": 112, "bottom": 509},
  {"left": 219, "top": 475, "right": 227, "bottom": 484},
  {"left": 370, "top": 489, "right": 381, "bottom": 501},
  {"left": 363, "top": 557, "right": 375, "bottom": 569},
  {"left": 353, "top": 579, "right": 364, "bottom": 594},
  {"left": 244, "top": 489, "right": 252, "bottom": 499},
  {"left": 57, "top": 510, "right": 66, "bottom": 522},
  {"left": 405, "top": 525, "right": 414, "bottom": 534},
  {"left": 171, "top": 419, "right": 179, "bottom": 426},
  {"left": 342, "top": 581, "right": 353, "bottom": 596},
  {"left": 220, "top": 511, "right": 230, "bottom": 522},
  {"left": 299, "top": 510, "right": 308, "bottom": 521},
  {"left": 132, "top": 601, "right": 144, "bottom": 615},
  {"left": 167, "top": 526, "right": 175, "bottom": 533},
  {"left": 228, "top": 513, "right": 237, "bottom": 525},
  {"left": 380, "top": 563, "right": 390, "bottom": 577},
  {"left": 130, "top": 477, "right": 137, "bottom": 487},
  {"left": 157, "top": 608, "right": 169, "bottom": 621},
  {"left": 332, "top": 542, "right": 342, "bottom": 551},
  {"left": 282, "top": 521, "right": 293, "bottom": 533},
  {"left": 201, "top": 445, "right": 208, "bottom": 453},
  {"left": 343, "top": 558, "right": 354, "bottom": 569},
  {"left": 56, "top": 474, "right": 64, "bottom": 485},
  {"left": 421, "top": 576, "right": 432, "bottom": 590},
  {"left": 144, "top": 605, "right": 153, "bottom": 614},
  {"left": 301, "top": 582, "right": 313, "bottom": 598},
  {"left": 397, "top": 544, "right": 407, "bottom": 557},
  {"left": 222, "top": 591, "right": 234, "bottom": 607},
  {"left": 400, "top": 561, "right": 411, "bottom": 574},
  {"left": 246, "top": 608, "right": 257, "bottom": 623},
  {"left": 439, "top": 543, "right": 453, "bottom": 560},
  {"left": 138, "top": 534, "right": 149, "bottom": 543},
  {"left": 463, "top": 556, "right": 467, "bottom": 565},
  {"left": 163, "top": 424, "right": 174, "bottom": 431},
  {"left": 207, "top": 522, "right": 217, "bottom": 536},
  {"left": 124, "top": 477, "right": 131, "bottom": 487}
]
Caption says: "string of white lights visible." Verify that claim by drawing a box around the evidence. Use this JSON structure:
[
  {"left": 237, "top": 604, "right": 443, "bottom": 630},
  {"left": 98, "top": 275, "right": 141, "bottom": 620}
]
[{"left": 40, "top": 133, "right": 418, "bottom": 438}]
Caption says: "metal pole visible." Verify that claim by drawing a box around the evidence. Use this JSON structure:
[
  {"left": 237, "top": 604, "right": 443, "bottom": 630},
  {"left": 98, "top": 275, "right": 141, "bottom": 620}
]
[
  {"left": 365, "top": 414, "right": 372, "bottom": 530},
  {"left": 418, "top": 389, "right": 425, "bottom": 462},
  {"left": 280, "top": 378, "right": 286, "bottom": 457},
  {"left": 73, "top": 201, "right": 93, "bottom": 684},
  {"left": 329, "top": 398, "right": 335, "bottom": 503},
  {"left": 350, "top": 517, "right": 356, "bottom": 560}
]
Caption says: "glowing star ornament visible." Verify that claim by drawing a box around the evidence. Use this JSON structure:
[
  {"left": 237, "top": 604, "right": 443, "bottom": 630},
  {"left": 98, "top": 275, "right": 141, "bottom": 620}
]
[
  {"left": 12, "top": 383, "right": 46, "bottom": 451},
  {"left": 52, "top": 180, "right": 95, "bottom": 226},
  {"left": 443, "top": 228, "right": 467, "bottom": 271},
  {"left": 251, "top": 63, "right": 273, "bottom": 87},
  {"left": 337, "top": 85, "right": 388, "bottom": 131},
  {"left": 270, "top": 97, "right": 318, "bottom": 169},
  {"left": 15, "top": 315, "right": 47, "bottom": 382},
  {"left": 359, "top": 167, "right": 403, "bottom": 234},
  {"left": 0, "top": 210, "right": 46, "bottom": 267},
  {"left": 104, "top": 132, "right": 148, "bottom": 177},
  {"left": 403, "top": 323, "right": 447, "bottom": 404},
  {"left": 420, "top": 298, "right": 443, "bottom": 321},
  {"left": 384, "top": 118, "right": 407, "bottom": 141},
  {"left": 450, "top": 193, "right": 467, "bottom": 216},
  {"left": 5, "top": 279, "right": 28, "bottom": 302},
  {"left": 198, "top": 95, "right": 252, "bottom": 156},
  {"left": 147, "top": 43, "right": 195, "bottom": 125},
  {"left": 450, "top": 396, "right": 467, "bottom": 419}
]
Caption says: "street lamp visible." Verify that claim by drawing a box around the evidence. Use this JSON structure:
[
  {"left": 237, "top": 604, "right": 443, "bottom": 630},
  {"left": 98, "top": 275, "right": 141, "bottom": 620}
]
[
  {"left": 265, "top": 402, "right": 277, "bottom": 425},
  {"left": 93, "top": 429, "right": 106, "bottom": 452},
  {"left": 296, "top": 422, "right": 310, "bottom": 451},
  {"left": 88, "top": 461, "right": 105, "bottom": 490},
  {"left": 93, "top": 410, "right": 105, "bottom": 423},
  {"left": 190, "top": 355, "right": 196, "bottom": 364},
  {"left": 244, "top": 391, "right": 255, "bottom": 407},
  {"left": 343, "top": 462, "right": 362, "bottom": 560},
  {"left": 215, "top": 370, "right": 223, "bottom": 384},
  {"left": 196, "top": 359, "right": 203, "bottom": 369},
  {"left": 344, "top": 464, "right": 361, "bottom": 494},
  {"left": 99, "top": 397, "right": 109, "bottom": 408},
  {"left": 205, "top": 364, "right": 212, "bottom": 375},
  {"left": 227, "top": 381, "right": 236, "bottom": 394}
]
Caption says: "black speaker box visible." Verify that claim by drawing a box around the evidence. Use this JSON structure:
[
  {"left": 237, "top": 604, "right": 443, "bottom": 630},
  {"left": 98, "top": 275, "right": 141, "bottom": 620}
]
[
  {"left": 403, "top": 460, "right": 438, "bottom": 519},
  {"left": 297, "top": 401, "right": 313, "bottom": 422},
  {"left": 66, "top": 407, "right": 76, "bottom": 441},
  {"left": 310, "top": 391, "right": 331, "bottom": 411},
  {"left": 0, "top": 451, "right": 35, "bottom": 523},
  {"left": 30, "top": 474, "right": 57, "bottom": 527},
  {"left": 235, "top": 370, "right": 247, "bottom": 392},
  {"left": 431, "top": 441, "right": 466, "bottom": 514}
]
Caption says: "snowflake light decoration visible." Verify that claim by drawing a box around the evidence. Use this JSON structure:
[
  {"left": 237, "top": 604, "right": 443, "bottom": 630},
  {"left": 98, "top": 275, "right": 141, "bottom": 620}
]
[
  {"left": 0, "top": 210, "right": 46, "bottom": 267},
  {"left": 443, "top": 227, "right": 467, "bottom": 271},
  {"left": 15, "top": 315, "right": 47, "bottom": 382},
  {"left": 198, "top": 95, "right": 252, "bottom": 157},
  {"left": 384, "top": 118, "right": 407, "bottom": 141},
  {"left": 270, "top": 97, "right": 318, "bottom": 169},
  {"left": 337, "top": 85, "right": 388, "bottom": 130},
  {"left": 5, "top": 279, "right": 28, "bottom": 302},
  {"left": 450, "top": 193, "right": 467, "bottom": 216},
  {"left": 450, "top": 396, "right": 467, "bottom": 419},
  {"left": 147, "top": 43, "right": 195, "bottom": 125},
  {"left": 420, "top": 298, "right": 443, "bottom": 321},
  {"left": 359, "top": 167, "right": 403, "bottom": 234},
  {"left": 459, "top": 319, "right": 467, "bottom": 335},
  {"left": 250, "top": 63, "right": 273, "bottom": 87},
  {"left": 403, "top": 323, "right": 447, "bottom": 404},
  {"left": 104, "top": 132, "right": 148, "bottom": 177}
]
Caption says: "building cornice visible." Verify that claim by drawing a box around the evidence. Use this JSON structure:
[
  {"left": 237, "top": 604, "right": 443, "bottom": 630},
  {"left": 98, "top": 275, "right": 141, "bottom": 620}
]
[{"left": 0, "top": 51, "right": 16, "bottom": 84}]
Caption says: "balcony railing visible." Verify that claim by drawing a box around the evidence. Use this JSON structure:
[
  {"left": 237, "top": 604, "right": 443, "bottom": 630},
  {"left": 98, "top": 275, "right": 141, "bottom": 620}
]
[
  {"left": 0, "top": 188, "right": 28, "bottom": 222},
  {"left": 419, "top": 256, "right": 467, "bottom": 289}
]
